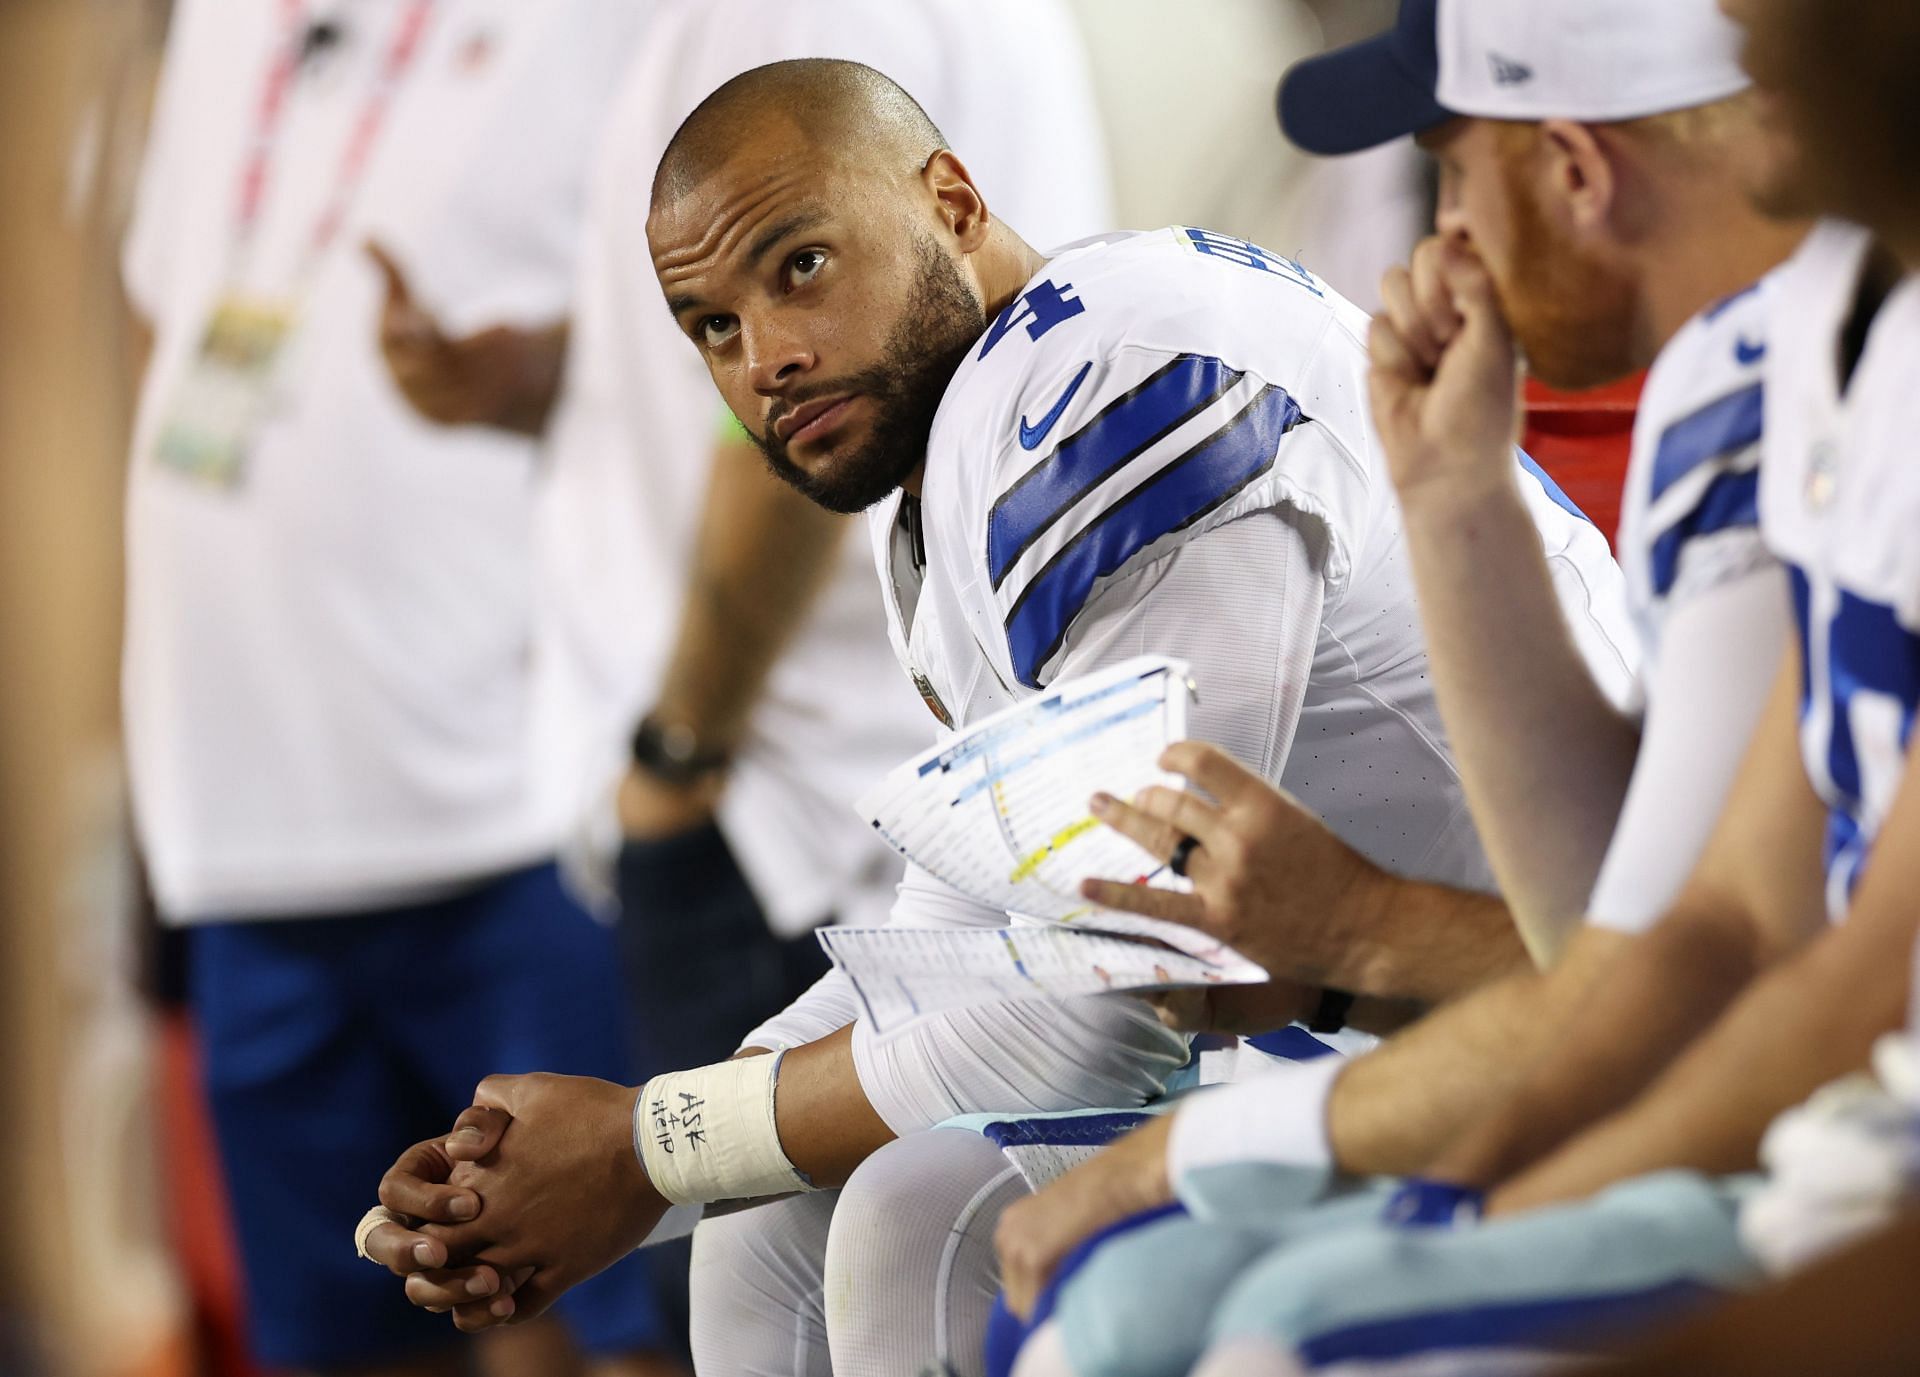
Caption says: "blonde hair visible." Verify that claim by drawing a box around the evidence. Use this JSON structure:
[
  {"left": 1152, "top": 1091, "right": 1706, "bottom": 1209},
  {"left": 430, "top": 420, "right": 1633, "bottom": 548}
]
[
  {"left": 1486, "top": 90, "right": 1758, "bottom": 170},
  {"left": 1615, "top": 90, "right": 1759, "bottom": 162}
]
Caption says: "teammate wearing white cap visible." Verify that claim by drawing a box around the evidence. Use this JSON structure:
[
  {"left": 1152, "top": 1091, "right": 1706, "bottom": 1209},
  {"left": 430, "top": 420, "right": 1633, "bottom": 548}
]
[{"left": 987, "top": 0, "right": 1830, "bottom": 1371}]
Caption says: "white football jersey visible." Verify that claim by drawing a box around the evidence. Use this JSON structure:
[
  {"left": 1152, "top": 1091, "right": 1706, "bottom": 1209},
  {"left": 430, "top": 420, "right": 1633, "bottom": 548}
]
[
  {"left": 1763, "top": 221, "right": 1920, "bottom": 918},
  {"left": 868, "top": 227, "right": 1638, "bottom": 889},
  {"left": 1586, "top": 269, "right": 1793, "bottom": 934},
  {"left": 1618, "top": 275, "right": 1775, "bottom": 671}
]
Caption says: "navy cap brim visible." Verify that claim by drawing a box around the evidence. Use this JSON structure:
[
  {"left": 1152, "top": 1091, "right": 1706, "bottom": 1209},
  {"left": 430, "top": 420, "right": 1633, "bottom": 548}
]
[{"left": 1277, "top": 33, "right": 1455, "bottom": 157}]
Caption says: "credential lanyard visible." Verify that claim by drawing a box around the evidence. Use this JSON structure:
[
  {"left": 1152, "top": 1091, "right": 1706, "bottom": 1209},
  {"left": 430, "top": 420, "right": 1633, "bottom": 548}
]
[{"left": 230, "top": 0, "right": 437, "bottom": 285}]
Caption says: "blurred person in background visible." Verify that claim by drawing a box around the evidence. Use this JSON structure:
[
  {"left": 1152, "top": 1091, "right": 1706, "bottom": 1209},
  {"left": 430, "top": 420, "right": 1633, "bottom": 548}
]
[
  {"left": 119, "top": 1, "right": 683, "bottom": 1373},
  {"left": 1067, "top": 0, "right": 1424, "bottom": 312},
  {"left": 372, "top": 0, "right": 1113, "bottom": 1115}
]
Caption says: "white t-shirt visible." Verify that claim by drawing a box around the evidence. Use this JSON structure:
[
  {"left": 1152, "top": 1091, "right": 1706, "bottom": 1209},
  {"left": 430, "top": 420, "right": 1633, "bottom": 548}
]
[
  {"left": 527, "top": 0, "right": 1115, "bottom": 937},
  {"left": 1761, "top": 221, "right": 1920, "bottom": 919},
  {"left": 123, "top": 0, "right": 647, "bottom": 921}
]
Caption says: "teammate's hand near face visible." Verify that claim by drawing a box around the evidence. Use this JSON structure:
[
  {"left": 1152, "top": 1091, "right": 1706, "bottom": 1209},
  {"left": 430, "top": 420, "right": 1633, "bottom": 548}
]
[
  {"left": 1080, "top": 741, "right": 1394, "bottom": 993},
  {"left": 1368, "top": 235, "right": 1523, "bottom": 508}
]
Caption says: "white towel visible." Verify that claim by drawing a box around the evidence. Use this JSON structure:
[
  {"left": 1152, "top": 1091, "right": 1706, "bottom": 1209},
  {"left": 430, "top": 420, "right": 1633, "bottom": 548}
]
[{"left": 1739, "top": 1033, "right": 1920, "bottom": 1276}]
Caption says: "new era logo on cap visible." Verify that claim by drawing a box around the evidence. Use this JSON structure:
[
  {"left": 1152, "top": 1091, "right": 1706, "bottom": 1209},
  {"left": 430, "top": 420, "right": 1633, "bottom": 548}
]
[
  {"left": 1438, "top": 0, "right": 1751, "bottom": 125},
  {"left": 1276, "top": 0, "right": 1750, "bottom": 157},
  {"left": 1487, "top": 51, "right": 1533, "bottom": 86}
]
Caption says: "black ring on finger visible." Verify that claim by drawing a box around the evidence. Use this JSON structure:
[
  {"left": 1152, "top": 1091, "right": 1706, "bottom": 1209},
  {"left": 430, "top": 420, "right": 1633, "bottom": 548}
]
[{"left": 1168, "top": 833, "right": 1200, "bottom": 879}]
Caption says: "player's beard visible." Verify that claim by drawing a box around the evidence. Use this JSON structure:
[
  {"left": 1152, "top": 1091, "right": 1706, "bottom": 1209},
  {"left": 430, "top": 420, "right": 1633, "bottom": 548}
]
[
  {"left": 752, "top": 234, "right": 989, "bottom": 515},
  {"left": 1497, "top": 164, "right": 1639, "bottom": 392}
]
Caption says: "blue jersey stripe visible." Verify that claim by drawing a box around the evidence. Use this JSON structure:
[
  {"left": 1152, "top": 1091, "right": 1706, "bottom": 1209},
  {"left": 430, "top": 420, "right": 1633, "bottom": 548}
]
[
  {"left": 1003, "top": 384, "right": 1302, "bottom": 688},
  {"left": 1245, "top": 1027, "right": 1340, "bottom": 1061},
  {"left": 1649, "top": 382, "right": 1764, "bottom": 503},
  {"left": 978, "top": 1112, "right": 1152, "bottom": 1152},
  {"left": 1299, "top": 1279, "right": 1716, "bottom": 1366},
  {"left": 1516, "top": 449, "right": 1590, "bottom": 525},
  {"left": 1824, "top": 588, "right": 1920, "bottom": 792},
  {"left": 988, "top": 354, "right": 1242, "bottom": 589},
  {"left": 1648, "top": 468, "right": 1759, "bottom": 595}
]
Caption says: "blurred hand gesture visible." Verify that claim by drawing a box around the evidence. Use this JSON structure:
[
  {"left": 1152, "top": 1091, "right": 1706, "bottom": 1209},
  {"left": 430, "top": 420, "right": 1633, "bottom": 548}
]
[
  {"left": 368, "top": 241, "right": 564, "bottom": 434},
  {"left": 1367, "top": 235, "right": 1523, "bottom": 508}
]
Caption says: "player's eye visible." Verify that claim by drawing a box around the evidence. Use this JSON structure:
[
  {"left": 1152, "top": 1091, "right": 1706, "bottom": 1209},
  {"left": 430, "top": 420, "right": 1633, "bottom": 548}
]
[
  {"left": 786, "top": 249, "right": 827, "bottom": 289},
  {"left": 698, "top": 314, "right": 738, "bottom": 349}
]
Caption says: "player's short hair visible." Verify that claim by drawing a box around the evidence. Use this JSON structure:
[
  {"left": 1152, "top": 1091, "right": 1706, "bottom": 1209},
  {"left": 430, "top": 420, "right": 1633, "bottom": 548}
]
[
  {"left": 1488, "top": 90, "right": 1759, "bottom": 171},
  {"left": 653, "top": 59, "right": 950, "bottom": 208}
]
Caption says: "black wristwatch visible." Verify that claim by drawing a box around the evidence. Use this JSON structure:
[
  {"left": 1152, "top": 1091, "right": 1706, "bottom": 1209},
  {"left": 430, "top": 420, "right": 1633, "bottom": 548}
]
[
  {"left": 630, "top": 714, "right": 730, "bottom": 788},
  {"left": 1308, "top": 987, "right": 1356, "bottom": 1035}
]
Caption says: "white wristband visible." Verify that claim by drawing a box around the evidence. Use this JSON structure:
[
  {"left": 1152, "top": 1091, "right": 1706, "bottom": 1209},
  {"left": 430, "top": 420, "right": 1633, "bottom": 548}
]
[
  {"left": 1167, "top": 1055, "right": 1344, "bottom": 1185},
  {"left": 634, "top": 1053, "right": 813, "bottom": 1206}
]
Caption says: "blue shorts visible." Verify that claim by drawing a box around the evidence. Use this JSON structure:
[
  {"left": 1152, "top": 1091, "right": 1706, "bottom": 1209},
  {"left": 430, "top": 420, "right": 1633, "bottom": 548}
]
[{"left": 186, "top": 862, "right": 669, "bottom": 1370}]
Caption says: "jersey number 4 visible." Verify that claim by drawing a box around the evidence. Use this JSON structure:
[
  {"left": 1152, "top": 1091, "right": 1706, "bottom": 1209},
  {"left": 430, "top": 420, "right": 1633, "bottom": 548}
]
[{"left": 978, "top": 279, "right": 1085, "bottom": 360}]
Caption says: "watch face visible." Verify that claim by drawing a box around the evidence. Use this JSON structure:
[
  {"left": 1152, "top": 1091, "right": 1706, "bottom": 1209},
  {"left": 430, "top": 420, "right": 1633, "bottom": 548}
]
[{"left": 658, "top": 720, "right": 700, "bottom": 765}]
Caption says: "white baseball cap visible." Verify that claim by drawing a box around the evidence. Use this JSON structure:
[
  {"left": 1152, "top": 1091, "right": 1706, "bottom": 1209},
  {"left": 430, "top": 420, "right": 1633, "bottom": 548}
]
[{"left": 1279, "top": 0, "right": 1751, "bottom": 156}]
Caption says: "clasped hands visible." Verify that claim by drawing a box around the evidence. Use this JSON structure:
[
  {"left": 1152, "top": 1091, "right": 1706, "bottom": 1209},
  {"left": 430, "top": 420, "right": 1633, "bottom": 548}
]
[{"left": 360, "top": 1071, "right": 668, "bottom": 1332}]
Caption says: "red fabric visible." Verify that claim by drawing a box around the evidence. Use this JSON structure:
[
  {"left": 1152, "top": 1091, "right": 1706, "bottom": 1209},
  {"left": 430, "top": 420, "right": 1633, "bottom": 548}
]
[
  {"left": 1521, "top": 373, "right": 1643, "bottom": 552},
  {"left": 157, "top": 1014, "right": 268, "bottom": 1377}
]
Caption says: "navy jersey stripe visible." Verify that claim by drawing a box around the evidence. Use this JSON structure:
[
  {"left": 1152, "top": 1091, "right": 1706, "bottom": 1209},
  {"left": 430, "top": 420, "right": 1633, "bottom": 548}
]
[
  {"left": 1299, "top": 1281, "right": 1717, "bottom": 1367},
  {"left": 1647, "top": 468, "right": 1759, "bottom": 595},
  {"left": 1003, "top": 383, "right": 1302, "bottom": 688},
  {"left": 988, "top": 354, "right": 1242, "bottom": 589},
  {"left": 1649, "top": 382, "right": 1764, "bottom": 503}
]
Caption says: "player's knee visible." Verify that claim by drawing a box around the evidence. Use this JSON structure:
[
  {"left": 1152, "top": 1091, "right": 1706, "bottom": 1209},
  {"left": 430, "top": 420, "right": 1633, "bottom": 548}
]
[
  {"left": 1008, "top": 1319, "right": 1079, "bottom": 1377},
  {"left": 1053, "top": 1219, "right": 1275, "bottom": 1377},
  {"left": 690, "top": 1191, "right": 834, "bottom": 1310},
  {"left": 824, "top": 1128, "right": 1027, "bottom": 1370},
  {"left": 1201, "top": 1229, "right": 1403, "bottom": 1360}
]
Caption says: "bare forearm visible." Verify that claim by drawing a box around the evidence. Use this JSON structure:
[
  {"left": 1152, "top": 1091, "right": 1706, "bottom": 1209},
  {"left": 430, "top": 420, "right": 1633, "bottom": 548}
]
[
  {"left": 652, "top": 438, "right": 850, "bottom": 747},
  {"left": 1496, "top": 907, "right": 1915, "bottom": 1211},
  {"left": 1328, "top": 927, "right": 1616, "bottom": 1177},
  {"left": 768, "top": 1026, "right": 896, "bottom": 1188},
  {"left": 493, "top": 322, "right": 569, "bottom": 436},
  {"left": 1329, "top": 872, "right": 1530, "bottom": 1005},
  {"left": 1427, "top": 906, "right": 1761, "bottom": 1188},
  {"left": 1399, "top": 481, "right": 1640, "bottom": 963}
]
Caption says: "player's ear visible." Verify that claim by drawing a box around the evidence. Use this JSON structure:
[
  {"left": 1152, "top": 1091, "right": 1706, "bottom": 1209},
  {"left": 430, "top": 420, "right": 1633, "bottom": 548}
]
[
  {"left": 923, "top": 150, "right": 991, "bottom": 251},
  {"left": 1538, "top": 119, "right": 1616, "bottom": 237}
]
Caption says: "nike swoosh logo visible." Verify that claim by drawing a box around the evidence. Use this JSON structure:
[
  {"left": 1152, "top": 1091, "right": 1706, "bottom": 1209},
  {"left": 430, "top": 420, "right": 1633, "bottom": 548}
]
[
  {"left": 1735, "top": 337, "right": 1766, "bottom": 366},
  {"left": 1019, "top": 361, "right": 1093, "bottom": 450}
]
